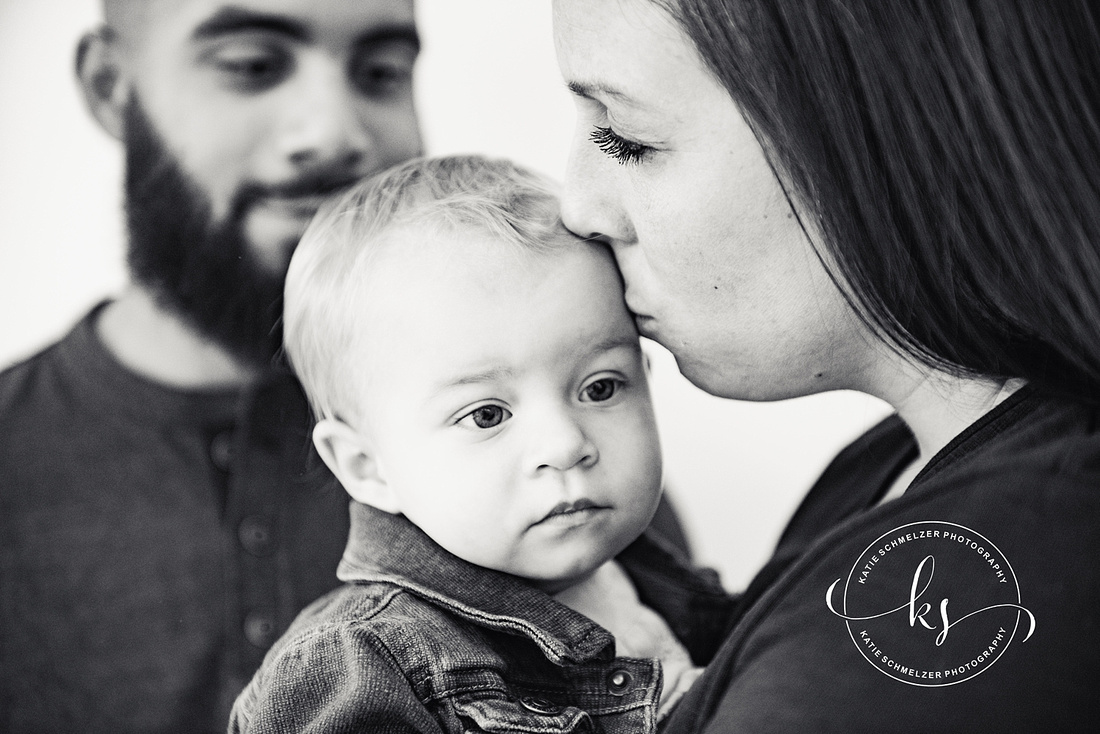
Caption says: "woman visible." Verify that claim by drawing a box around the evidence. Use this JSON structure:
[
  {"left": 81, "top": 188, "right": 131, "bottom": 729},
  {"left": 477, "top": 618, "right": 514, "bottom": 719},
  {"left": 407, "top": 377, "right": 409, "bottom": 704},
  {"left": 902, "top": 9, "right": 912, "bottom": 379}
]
[{"left": 554, "top": 0, "right": 1100, "bottom": 731}]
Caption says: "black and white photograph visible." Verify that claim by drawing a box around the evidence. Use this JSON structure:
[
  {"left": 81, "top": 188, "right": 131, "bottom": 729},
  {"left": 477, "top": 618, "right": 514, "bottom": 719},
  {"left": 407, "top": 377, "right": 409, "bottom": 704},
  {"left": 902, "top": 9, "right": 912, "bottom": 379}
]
[{"left": 1, "top": 1, "right": 1096, "bottom": 731}]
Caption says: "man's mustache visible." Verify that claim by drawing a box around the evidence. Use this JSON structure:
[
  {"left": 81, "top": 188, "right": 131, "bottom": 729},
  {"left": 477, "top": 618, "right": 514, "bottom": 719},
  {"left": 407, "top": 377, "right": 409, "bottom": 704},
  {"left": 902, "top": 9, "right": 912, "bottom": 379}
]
[{"left": 236, "top": 171, "right": 365, "bottom": 210}]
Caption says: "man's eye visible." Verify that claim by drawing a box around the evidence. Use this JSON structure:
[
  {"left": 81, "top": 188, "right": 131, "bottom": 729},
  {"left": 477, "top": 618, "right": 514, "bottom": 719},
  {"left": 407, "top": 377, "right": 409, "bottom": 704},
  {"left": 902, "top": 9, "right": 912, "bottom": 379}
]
[
  {"left": 459, "top": 405, "right": 511, "bottom": 430},
  {"left": 351, "top": 46, "right": 416, "bottom": 98},
  {"left": 582, "top": 378, "right": 621, "bottom": 403},
  {"left": 208, "top": 44, "right": 291, "bottom": 91}
]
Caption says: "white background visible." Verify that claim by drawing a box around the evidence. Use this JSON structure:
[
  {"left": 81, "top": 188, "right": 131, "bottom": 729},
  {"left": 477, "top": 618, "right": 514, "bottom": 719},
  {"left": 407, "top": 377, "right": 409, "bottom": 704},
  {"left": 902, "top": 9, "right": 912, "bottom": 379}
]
[{"left": 0, "top": 0, "right": 891, "bottom": 589}]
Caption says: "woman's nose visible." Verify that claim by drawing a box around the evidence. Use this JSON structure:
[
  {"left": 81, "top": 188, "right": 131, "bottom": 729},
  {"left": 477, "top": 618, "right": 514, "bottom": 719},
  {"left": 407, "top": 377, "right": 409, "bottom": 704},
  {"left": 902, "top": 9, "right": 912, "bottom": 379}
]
[{"left": 560, "top": 123, "right": 634, "bottom": 246}]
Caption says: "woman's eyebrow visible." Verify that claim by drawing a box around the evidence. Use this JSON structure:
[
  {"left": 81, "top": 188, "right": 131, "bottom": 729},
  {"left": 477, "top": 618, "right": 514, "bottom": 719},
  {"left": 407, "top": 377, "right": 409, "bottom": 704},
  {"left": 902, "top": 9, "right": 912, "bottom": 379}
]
[{"left": 567, "top": 79, "right": 632, "bottom": 104}]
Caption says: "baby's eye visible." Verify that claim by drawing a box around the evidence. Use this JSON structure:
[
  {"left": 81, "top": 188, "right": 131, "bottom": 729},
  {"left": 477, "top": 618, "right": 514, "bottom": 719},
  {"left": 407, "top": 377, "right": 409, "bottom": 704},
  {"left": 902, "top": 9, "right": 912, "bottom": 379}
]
[
  {"left": 581, "top": 378, "right": 621, "bottom": 403},
  {"left": 459, "top": 404, "right": 511, "bottom": 430}
]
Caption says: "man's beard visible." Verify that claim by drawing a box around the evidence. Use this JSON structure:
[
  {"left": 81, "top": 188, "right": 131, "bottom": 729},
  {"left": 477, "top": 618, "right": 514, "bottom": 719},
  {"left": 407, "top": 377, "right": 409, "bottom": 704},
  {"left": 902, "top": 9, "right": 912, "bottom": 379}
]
[{"left": 122, "top": 98, "right": 286, "bottom": 368}]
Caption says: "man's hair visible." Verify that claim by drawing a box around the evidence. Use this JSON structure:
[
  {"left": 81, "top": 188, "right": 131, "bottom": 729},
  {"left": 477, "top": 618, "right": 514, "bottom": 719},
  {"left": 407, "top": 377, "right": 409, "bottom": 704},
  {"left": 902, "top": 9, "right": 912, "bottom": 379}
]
[
  {"left": 658, "top": 0, "right": 1100, "bottom": 401},
  {"left": 284, "top": 154, "right": 566, "bottom": 423}
]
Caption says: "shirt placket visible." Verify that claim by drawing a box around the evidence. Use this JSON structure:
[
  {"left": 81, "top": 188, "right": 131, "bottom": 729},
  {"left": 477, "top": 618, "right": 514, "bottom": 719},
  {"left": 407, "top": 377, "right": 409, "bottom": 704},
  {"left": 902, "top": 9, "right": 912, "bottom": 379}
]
[{"left": 217, "top": 378, "right": 290, "bottom": 716}]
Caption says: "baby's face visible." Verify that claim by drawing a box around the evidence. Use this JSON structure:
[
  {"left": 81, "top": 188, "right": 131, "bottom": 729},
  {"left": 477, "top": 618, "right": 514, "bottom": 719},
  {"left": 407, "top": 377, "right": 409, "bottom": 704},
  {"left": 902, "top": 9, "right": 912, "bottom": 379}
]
[{"left": 353, "top": 226, "right": 663, "bottom": 591}]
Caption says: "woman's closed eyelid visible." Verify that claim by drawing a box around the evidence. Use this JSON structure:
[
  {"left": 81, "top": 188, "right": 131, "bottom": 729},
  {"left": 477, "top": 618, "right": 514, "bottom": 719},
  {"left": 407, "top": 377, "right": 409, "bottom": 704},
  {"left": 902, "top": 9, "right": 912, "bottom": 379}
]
[{"left": 589, "top": 125, "right": 653, "bottom": 166}]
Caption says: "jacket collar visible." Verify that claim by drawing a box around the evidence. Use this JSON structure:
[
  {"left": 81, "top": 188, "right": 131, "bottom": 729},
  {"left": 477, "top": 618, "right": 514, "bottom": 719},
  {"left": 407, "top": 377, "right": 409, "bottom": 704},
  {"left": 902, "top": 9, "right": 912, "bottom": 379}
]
[{"left": 337, "top": 501, "right": 616, "bottom": 666}]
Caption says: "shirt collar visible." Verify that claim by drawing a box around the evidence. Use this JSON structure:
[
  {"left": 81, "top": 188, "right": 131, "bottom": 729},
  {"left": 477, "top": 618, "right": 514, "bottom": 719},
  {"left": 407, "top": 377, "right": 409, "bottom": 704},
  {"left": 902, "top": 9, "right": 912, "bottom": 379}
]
[{"left": 62, "top": 301, "right": 303, "bottom": 429}]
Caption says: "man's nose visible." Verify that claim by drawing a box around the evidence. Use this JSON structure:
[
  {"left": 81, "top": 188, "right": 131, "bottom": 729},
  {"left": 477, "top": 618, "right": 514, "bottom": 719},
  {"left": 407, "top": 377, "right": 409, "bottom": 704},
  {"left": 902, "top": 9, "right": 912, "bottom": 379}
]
[
  {"left": 528, "top": 409, "right": 599, "bottom": 475},
  {"left": 277, "top": 61, "right": 374, "bottom": 171}
]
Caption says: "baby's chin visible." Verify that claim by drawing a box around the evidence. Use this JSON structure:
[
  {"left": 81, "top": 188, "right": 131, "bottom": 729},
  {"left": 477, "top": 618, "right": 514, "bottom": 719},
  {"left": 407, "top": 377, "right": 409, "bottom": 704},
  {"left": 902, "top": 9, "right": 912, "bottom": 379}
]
[{"left": 517, "top": 550, "right": 620, "bottom": 596}]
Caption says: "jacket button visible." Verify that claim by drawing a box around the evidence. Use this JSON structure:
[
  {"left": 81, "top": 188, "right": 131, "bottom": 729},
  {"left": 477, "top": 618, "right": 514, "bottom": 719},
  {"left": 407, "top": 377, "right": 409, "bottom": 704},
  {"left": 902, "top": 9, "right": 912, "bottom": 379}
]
[
  {"left": 607, "top": 668, "right": 634, "bottom": 695},
  {"left": 519, "top": 696, "right": 562, "bottom": 715},
  {"left": 238, "top": 515, "right": 277, "bottom": 557},
  {"left": 244, "top": 611, "right": 277, "bottom": 649}
]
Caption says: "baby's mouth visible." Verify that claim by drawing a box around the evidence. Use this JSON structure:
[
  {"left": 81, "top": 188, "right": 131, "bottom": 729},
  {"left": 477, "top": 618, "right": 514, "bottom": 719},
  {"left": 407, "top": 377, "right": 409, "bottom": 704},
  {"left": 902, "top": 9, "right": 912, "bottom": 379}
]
[{"left": 534, "top": 498, "right": 606, "bottom": 527}]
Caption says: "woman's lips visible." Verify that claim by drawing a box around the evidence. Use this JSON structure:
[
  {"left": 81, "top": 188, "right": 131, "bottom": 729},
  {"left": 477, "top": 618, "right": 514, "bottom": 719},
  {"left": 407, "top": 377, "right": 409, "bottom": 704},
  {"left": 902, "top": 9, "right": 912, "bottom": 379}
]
[
  {"left": 625, "top": 294, "right": 656, "bottom": 333},
  {"left": 633, "top": 312, "right": 657, "bottom": 339}
]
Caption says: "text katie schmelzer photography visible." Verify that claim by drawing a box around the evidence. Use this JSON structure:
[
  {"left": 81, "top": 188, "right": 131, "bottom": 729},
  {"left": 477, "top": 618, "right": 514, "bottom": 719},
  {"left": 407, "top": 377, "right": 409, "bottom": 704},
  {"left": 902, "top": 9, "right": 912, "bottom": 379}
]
[{"left": 826, "top": 521, "right": 1037, "bottom": 686}]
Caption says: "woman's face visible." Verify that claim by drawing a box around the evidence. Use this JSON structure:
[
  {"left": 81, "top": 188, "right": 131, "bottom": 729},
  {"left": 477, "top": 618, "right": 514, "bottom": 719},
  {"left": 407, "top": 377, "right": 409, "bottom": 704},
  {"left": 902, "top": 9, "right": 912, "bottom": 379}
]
[{"left": 553, "top": 0, "right": 874, "bottom": 400}]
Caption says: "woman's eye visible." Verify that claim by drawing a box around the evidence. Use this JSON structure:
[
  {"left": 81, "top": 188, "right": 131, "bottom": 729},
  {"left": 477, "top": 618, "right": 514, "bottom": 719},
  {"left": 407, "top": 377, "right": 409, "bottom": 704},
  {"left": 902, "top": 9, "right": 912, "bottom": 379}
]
[
  {"left": 460, "top": 405, "right": 511, "bottom": 430},
  {"left": 582, "top": 378, "right": 620, "bottom": 403},
  {"left": 589, "top": 125, "right": 653, "bottom": 166}
]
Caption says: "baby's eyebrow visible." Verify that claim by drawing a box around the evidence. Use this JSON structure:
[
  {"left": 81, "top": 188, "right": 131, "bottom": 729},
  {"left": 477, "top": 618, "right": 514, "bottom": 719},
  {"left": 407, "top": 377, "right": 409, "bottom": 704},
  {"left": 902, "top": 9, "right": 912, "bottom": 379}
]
[
  {"left": 428, "top": 337, "right": 639, "bottom": 397},
  {"left": 431, "top": 367, "right": 514, "bottom": 396},
  {"left": 588, "top": 335, "right": 642, "bottom": 355}
]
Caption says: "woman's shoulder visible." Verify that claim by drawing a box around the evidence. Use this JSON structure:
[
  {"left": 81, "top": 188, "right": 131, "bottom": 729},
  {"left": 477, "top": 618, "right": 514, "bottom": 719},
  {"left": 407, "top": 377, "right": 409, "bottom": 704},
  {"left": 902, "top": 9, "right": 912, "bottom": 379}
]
[{"left": 922, "top": 389, "right": 1100, "bottom": 498}]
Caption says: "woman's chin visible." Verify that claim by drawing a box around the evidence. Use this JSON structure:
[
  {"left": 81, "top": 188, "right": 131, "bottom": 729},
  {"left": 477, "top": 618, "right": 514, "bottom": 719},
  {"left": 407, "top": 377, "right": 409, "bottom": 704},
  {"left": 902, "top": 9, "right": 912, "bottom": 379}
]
[{"left": 674, "top": 354, "right": 819, "bottom": 402}]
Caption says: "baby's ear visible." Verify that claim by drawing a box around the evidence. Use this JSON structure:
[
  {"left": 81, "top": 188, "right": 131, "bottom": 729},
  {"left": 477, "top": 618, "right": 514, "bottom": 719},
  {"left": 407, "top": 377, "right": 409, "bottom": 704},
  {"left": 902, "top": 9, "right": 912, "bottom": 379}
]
[{"left": 312, "top": 418, "right": 402, "bottom": 514}]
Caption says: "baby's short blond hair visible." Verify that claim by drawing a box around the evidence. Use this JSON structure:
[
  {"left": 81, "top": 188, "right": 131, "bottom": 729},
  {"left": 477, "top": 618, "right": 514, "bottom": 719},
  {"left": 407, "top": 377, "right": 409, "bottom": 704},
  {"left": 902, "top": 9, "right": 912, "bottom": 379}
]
[{"left": 284, "top": 154, "right": 568, "bottom": 424}]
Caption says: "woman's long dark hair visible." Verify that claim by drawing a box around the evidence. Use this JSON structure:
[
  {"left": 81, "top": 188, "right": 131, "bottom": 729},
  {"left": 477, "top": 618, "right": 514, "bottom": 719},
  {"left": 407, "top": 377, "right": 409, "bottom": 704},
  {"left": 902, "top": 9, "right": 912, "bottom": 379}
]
[{"left": 663, "top": 0, "right": 1100, "bottom": 401}]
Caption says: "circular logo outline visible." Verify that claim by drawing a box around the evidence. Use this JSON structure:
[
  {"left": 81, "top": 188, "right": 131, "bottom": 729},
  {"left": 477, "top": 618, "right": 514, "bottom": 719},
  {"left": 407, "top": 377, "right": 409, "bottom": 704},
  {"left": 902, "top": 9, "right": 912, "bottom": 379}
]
[{"left": 829, "top": 520, "right": 1033, "bottom": 687}]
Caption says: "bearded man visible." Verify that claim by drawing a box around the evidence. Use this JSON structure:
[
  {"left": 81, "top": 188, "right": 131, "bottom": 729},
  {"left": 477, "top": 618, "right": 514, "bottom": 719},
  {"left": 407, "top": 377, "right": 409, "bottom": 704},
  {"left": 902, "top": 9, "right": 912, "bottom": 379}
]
[{"left": 0, "top": 1, "right": 422, "bottom": 730}]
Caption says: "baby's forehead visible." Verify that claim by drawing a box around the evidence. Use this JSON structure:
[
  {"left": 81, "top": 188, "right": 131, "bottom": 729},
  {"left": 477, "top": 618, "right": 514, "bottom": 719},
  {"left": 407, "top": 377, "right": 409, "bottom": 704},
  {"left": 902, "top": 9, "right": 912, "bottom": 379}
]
[
  {"left": 348, "top": 218, "right": 619, "bottom": 330},
  {"left": 371, "top": 218, "right": 589, "bottom": 269}
]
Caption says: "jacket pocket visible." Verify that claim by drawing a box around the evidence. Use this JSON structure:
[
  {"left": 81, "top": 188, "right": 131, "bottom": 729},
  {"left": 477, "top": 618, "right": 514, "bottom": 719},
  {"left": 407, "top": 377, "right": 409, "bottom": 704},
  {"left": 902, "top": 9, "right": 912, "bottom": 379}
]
[{"left": 452, "top": 693, "right": 596, "bottom": 733}]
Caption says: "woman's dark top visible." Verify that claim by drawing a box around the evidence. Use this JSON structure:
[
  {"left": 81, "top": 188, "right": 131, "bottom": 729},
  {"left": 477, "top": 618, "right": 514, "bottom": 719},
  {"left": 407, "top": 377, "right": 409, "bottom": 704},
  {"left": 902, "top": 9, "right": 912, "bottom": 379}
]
[{"left": 665, "top": 386, "right": 1100, "bottom": 733}]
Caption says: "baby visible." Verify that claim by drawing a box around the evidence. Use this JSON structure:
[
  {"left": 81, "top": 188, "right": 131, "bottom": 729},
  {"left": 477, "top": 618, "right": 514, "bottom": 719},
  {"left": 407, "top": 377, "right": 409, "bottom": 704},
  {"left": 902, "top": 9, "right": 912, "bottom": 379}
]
[{"left": 228, "top": 155, "right": 731, "bottom": 733}]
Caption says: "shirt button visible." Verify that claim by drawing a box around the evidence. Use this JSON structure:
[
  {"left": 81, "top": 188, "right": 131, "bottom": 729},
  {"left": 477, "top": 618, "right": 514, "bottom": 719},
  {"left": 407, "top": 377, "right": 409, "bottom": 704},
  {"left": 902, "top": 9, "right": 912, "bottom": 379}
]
[
  {"left": 607, "top": 668, "right": 634, "bottom": 695},
  {"left": 210, "top": 430, "right": 234, "bottom": 471},
  {"left": 244, "top": 611, "right": 277, "bottom": 649},
  {"left": 238, "top": 515, "right": 277, "bottom": 557},
  {"left": 519, "top": 696, "right": 563, "bottom": 715}
]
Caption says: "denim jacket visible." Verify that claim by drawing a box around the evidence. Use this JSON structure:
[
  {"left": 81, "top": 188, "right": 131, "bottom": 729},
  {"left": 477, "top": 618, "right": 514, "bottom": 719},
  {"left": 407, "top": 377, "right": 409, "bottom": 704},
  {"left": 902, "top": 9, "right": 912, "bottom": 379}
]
[{"left": 228, "top": 501, "right": 735, "bottom": 733}]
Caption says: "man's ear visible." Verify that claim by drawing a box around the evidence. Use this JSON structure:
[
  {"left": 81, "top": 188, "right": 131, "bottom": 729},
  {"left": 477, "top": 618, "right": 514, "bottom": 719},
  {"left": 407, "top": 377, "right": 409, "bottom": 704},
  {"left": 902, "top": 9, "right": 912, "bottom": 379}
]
[
  {"left": 313, "top": 418, "right": 402, "bottom": 514},
  {"left": 75, "top": 26, "right": 130, "bottom": 141}
]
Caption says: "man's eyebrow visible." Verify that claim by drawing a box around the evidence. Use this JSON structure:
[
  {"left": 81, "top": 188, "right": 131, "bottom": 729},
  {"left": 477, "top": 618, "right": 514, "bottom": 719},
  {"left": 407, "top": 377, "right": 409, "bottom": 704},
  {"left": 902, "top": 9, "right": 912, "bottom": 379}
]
[
  {"left": 192, "top": 7, "right": 310, "bottom": 41},
  {"left": 191, "top": 7, "right": 421, "bottom": 52},
  {"left": 358, "top": 25, "right": 421, "bottom": 54}
]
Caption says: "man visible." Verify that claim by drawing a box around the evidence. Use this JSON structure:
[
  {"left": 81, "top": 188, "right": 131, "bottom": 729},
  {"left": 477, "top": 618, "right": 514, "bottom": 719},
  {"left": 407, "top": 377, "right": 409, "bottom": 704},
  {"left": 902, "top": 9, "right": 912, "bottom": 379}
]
[{"left": 0, "top": 1, "right": 422, "bottom": 730}]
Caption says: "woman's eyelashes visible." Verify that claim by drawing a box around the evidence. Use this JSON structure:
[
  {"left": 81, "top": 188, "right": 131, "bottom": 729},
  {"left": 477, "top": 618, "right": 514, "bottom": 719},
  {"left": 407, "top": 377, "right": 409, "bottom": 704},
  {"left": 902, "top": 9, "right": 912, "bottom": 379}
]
[{"left": 589, "top": 125, "right": 653, "bottom": 165}]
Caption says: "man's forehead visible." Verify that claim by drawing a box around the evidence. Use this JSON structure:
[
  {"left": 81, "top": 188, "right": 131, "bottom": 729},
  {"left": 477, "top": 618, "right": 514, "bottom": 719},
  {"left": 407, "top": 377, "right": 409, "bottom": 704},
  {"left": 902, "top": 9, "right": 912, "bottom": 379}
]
[{"left": 103, "top": 0, "right": 416, "bottom": 41}]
